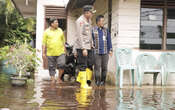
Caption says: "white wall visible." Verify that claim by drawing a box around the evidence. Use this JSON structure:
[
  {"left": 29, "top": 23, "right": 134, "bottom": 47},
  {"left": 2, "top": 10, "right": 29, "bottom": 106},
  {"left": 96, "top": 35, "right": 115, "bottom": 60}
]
[
  {"left": 109, "top": 0, "right": 175, "bottom": 85},
  {"left": 117, "top": 0, "right": 140, "bottom": 48},
  {"left": 66, "top": 13, "right": 77, "bottom": 45},
  {"left": 36, "top": 0, "right": 66, "bottom": 71},
  {"left": 107, "top": 0, "right": 141, "bottom": 85}
]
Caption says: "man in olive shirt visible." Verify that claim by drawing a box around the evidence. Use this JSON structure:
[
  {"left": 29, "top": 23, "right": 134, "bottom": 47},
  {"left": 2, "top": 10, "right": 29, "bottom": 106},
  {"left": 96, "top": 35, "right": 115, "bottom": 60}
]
[{"left": 42, "top": 18, "right": 66, "bottom": 84}]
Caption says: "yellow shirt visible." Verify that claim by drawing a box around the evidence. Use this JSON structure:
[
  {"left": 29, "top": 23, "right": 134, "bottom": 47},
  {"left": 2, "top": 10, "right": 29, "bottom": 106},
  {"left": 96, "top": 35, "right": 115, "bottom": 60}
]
[{"left": 42, "top": 28, "right": 65, "bottom": 56}]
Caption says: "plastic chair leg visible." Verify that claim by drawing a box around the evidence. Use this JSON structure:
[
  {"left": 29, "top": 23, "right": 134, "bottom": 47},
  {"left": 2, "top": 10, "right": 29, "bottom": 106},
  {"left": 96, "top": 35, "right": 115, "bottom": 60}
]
[
  {"left": 131, "top": 69, "right": 135, "bottom": 86},
  {"left": 136, "top": 70, "right": 140, "bottom": 86},
  {"left": 153, "top": 72, "right": 158, "bottom": 85},
  {"left": 116, "top": 68, "right": 120, "bottom": 86},
  {"left": 161, "top": 67, "right": 165, "bottom": 86},
  {"left": 120, "top": 68, "right": 123, "bottom": 88},
  {"left": 138, "top": 72, "right": 143, "bottom": 87},
  {"left": 164, "top": 72, "right": 169, "bottom": 86}
]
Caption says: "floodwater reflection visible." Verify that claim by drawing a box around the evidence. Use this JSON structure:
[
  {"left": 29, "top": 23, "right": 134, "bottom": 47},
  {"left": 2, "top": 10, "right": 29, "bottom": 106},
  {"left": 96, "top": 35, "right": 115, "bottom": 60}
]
[{"left": 1, "top": 73, "right": 175, "bottom": 110}]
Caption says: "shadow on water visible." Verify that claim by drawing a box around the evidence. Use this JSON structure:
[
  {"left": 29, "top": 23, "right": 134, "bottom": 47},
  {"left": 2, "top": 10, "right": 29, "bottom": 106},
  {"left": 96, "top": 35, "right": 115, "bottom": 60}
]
[{"left": 1, "top": 73, "right": 175, "bottom": 110}]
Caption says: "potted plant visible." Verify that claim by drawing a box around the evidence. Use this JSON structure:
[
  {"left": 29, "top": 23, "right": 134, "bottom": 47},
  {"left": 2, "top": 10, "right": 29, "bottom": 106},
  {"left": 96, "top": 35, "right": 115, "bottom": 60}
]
[{"left": 6, "top": 42, "right": 39, "bottom": 86}]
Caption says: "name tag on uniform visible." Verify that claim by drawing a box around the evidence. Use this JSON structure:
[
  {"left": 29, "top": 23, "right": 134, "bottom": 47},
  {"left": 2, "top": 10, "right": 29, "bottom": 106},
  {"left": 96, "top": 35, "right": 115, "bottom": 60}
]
[{"left": 103, "top": 35, "right": 106, "bottom": 41}]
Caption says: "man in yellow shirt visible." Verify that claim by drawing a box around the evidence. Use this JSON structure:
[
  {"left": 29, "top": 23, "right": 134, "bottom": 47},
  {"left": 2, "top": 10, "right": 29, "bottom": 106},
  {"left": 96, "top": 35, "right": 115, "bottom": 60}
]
[{"left": 42, "top": 18, "right": 66, "bottom": 84}]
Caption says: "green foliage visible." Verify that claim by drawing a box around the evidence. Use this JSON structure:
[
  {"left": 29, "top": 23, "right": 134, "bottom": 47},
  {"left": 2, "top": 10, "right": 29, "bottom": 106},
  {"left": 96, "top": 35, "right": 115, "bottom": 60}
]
[
  {"left": 0, "top": 0, "right": 36, "bottom": 47},
  {"left": 0, "top": 46, "right": 10, "bottom": 60},
  {"left": 6, "top": 42, "right": 40, "bottom": 77}
]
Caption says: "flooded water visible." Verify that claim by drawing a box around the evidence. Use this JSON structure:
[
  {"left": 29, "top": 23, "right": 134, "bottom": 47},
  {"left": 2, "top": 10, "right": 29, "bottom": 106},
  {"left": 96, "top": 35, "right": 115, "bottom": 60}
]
[
  {"left": 0, "top": 73, "right": 39, "bottom": 110},
  {"left": 1, "top": 73, "right": 175, "bottom": 110}
]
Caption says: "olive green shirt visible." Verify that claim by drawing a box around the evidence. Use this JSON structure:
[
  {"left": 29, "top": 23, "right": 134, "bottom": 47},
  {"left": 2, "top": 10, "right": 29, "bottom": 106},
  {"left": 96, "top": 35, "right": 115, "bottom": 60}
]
[{"left": 42, "top": 28, "right": 65, "bottom": 56}]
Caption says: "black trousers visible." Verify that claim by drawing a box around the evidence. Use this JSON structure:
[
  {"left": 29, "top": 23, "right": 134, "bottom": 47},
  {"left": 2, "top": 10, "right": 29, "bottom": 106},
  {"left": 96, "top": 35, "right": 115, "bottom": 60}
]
[
  {"left": 94, "top": 54, "right": 109, "bottom": 83},
  {"left": 76, "top": 49, "right": 94, "bottom": 71}
]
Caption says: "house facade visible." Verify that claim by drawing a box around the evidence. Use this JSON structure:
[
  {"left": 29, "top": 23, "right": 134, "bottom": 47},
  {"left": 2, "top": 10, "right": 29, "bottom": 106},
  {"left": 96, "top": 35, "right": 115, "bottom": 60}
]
[
  {"left": 66, "top": 0, "right": 175, "bottom": 85},
  {"left": 12, "top": 0, "right": 175, "bottom": 85}
]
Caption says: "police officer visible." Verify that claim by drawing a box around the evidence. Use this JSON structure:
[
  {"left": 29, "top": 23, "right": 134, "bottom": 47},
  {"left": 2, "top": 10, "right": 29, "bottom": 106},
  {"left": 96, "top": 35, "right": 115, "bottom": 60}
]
[{"left": 73, "top": 5, "right": 96, "bottom": 89}]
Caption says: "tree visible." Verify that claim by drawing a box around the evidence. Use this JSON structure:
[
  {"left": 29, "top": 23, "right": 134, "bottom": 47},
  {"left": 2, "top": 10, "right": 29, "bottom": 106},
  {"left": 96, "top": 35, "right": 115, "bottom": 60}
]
[{"left": 0, "top": 0, "right": 36, "bottom": 47}]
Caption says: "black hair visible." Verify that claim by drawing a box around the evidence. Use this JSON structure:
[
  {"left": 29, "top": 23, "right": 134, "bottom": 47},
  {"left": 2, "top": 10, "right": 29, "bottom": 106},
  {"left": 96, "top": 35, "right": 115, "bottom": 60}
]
[
  {"left": 49, "top": 18, "right": 57, "bottom": 26},
  {"left": 83, "top": 5, "right": 93, "bottom": 13},
  {"left": 96, "top": 15, "right": 104, "bottom": 24}
]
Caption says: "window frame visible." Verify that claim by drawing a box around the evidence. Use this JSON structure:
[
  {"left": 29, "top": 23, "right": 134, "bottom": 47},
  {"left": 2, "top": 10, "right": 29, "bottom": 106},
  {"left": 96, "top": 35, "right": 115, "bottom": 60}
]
[{"left": 140, "top": 0, "right": 175, "bottom": 50}]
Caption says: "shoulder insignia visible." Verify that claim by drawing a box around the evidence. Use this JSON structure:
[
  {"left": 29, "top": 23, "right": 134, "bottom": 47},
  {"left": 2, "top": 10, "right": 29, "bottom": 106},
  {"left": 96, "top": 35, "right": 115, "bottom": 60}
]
[{"left": 80, "top": 21, "right": 84, "bottom": 26}]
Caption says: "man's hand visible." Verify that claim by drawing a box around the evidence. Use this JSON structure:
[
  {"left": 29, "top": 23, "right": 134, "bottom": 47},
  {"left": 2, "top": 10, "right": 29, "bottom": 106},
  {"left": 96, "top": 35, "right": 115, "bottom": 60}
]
[
  {"left": 82, "top": 49, "right": 88, "bottom": 56},
  {"left": 74, "top": 53, "right": 78, "bottom": 58},
  {"left": 109, "top": 51, "right": 113, "bottom": 57}
]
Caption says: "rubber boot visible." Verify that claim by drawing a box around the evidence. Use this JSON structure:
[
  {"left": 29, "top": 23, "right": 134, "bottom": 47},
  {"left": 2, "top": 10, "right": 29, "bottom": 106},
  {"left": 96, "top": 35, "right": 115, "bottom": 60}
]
[
  {"left": 86, "top": 68, "right": 93, "bottom": 86},
  {"left": 86, "top": 68, "right": 93, "bottom": 81},
  {"left": 76, "top": 71, "right": 81, "bottom": 83},
  {"left": 79, "top": 71, "right": 92, "bottom": 89}
]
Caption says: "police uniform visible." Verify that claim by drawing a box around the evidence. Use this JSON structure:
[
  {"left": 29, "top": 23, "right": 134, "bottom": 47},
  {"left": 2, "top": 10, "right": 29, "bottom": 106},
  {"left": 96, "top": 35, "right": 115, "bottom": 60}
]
[
  {"left": 74, "top": 15, "right": 94, "bottom": 71},
  {"left": 74, "top": 5, "right": 95, "bottom": 88}
]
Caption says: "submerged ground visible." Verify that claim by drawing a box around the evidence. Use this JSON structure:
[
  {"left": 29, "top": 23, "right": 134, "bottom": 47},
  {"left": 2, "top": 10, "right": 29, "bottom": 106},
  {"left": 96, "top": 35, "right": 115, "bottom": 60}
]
[{"left": 0, "top": 73, "right": 175, "bottom": 110}]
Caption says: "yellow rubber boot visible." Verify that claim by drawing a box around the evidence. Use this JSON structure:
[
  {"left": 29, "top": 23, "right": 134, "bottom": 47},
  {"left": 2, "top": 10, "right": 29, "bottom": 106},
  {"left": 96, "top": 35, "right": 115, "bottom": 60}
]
[
  {"left": 86, "top": 68, "right": 93, "bottom": 81},
  {"left": 79, "top": 71, "right": 92, "bottom": 89},
  {"left": 76, "top": 71, "right": 82, "bottom": 83}
]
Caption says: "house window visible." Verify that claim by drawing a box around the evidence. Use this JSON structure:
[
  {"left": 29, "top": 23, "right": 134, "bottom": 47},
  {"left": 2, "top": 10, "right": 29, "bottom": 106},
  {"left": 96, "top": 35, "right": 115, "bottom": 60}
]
[
  {"left": 140, "top": 0, "right": 175, "bottom": 50},
  {"left": 45, "top": 6, "right": 67, "bottom": 30}
]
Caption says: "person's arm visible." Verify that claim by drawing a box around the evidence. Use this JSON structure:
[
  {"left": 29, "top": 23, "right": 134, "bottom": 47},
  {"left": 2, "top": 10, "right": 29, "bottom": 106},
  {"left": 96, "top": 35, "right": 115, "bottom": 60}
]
[
  {"left": 42, "top": 45, "right": 46, "bottom": 58},
  {"left": 107, "top": 29, "right": 113, "bottom": 56},
  {"left": 92, "top": 28, "right": 95, "bottom": 48},
  {"left": 76, "top": 20, "right": 88, "bottom": 56},
  {"left": 61, "top": 32, "right": 66, "bottom": 53},
  {"left": 76, "top": 20, "right": 86, "bottom": 49}
]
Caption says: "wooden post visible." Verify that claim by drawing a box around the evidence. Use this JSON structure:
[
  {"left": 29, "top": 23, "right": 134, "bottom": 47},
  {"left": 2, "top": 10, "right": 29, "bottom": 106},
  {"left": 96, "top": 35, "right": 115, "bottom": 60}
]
[
  {"left": 162, "top": 1, "right": 167, "bottom": 50},
  {"left": 108, "top": 0, "right": 112, "bottom": 33}
]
